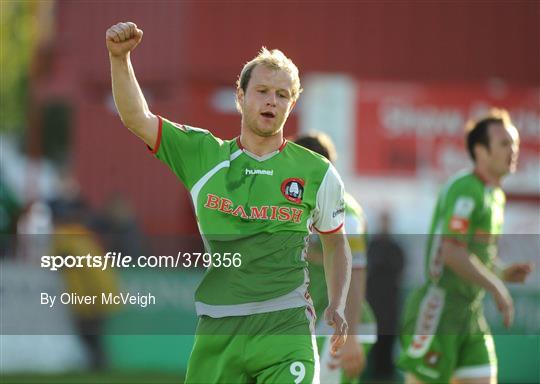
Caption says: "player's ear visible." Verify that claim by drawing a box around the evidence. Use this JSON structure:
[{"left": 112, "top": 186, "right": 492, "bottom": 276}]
[
  {"left": 474, "top": 143, "right": 489, "bottom": 160},
  {"left": 236, "top": 88, "right": 244, "bottom": 104},
  {"left": 235, "top": 88, "right": 244, "bottom": 113}
]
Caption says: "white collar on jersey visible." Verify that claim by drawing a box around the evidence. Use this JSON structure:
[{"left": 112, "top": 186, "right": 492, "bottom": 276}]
[{"left": 235, "top": 137, "right": 288, "bottom": 162}]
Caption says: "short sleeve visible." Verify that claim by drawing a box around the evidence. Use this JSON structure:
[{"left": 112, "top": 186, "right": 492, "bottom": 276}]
[
  {"left": 311, "top": 164, "right": 345, "bottom": 234},
  {"left": 151, "top": 116, "right": 223, "bottom": 190},
  {"left": 345, "top": 213, "right": 368, "bottom": 269}
]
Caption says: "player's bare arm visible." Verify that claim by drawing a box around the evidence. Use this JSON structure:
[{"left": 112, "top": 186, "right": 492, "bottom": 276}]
[
  {"left": 441, "top": 239, "right": 514, "bottom": 327},
  {"left": 106, "top": 22, "right": 158, "bottom": 148},
  {"left": 320, "top": 228, "right": 352, "bottom": 355}
]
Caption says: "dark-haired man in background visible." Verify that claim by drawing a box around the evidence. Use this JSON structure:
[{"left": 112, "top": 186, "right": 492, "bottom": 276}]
[{"left": 398, "top": 109, "right": 533, "bottom": 384}]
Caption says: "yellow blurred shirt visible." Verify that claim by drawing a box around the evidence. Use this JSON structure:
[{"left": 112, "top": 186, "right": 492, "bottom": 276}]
[{"left": 54, "top": 223, "right": 120, "bottom": 318}]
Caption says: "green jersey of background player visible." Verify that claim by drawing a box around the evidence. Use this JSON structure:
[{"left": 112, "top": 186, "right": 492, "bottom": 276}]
[
  {"left": 106, "top": 21, "right": 353, "bottom": 383},
  {"left": 398, "top": 109, "right": 533, "bottom": 384},
  {"left": 295, "top": 133, "right": 377, "bottom": 384}
]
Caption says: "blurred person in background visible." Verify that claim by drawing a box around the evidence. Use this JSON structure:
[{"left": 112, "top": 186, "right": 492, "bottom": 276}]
[
  {"left": 48, "top": 167, "right": 85, "bottom": 221},
  {"left": 106, "top": 21, "right": 352, "bottom": 383},
  {"left": 0, "top": 178, "right": 21, "bottom": 257},
  {"left": 16, "top": 200, "right": 53, "bottom": 262},
  {"left": 397, "top": 109, "right": 534, "bottom": 384},
  {"left": 366, "top": 210, "right": 405, "bottom": 382},
  {"left": 53, "top": 200, "right": 120, "bottom": 371},
  {"left": 91, "top": 193, "right": 147, "bottom": 262},
  {"left": 295, "top": 133, "right": 377, "bottom": 384}
]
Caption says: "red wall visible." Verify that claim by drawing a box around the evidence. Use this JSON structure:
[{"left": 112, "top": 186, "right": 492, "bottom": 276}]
[
  {"left": 37, "top": 1, "right": 539, "bottom": 233},
  {"left": 178, "top": 2, "right": 538, "bottom": 85}
]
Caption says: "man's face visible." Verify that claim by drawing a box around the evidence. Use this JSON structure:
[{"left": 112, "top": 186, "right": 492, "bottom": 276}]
[
  {"left": 485, "top": 122, "right": 520, "bottom": 177},
  {"left": 237, "top": 65, "right": 296, "bottom": 137}
]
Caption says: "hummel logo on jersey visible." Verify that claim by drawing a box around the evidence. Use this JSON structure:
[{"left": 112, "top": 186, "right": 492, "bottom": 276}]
[
  {"left": 204, "top": 194, "right": 304, "bottom": 223},
  {"left": 245, "top": 168, "right": 274, "bottom": 176}
]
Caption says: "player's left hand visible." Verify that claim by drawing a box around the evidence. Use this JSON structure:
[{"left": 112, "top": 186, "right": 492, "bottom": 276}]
[
  {"left": 324, "top": 306, "right": 348, "bottom": 356},
  {"left": 328, "top": 337, "right": 365, "bottom": 379},
  {"left": 503, "top": 262, "right": 534, "bottom": 283}
]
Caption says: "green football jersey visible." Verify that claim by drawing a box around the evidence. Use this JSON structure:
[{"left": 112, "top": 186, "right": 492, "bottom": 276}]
[
  {"left": 425, "top": 171, "right": 506, "bottom": 303},
  {"left": 152, "top": 116, "right": 346, "bottom": 317}
]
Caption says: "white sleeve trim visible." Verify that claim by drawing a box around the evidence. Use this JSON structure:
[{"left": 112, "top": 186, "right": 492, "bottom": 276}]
[{"left": 311, "top": 164, "right": 345, "bottom": 233}]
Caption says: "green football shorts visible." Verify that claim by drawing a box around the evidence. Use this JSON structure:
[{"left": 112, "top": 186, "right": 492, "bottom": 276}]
[
  {"left": 397, "top": 285, "right": 497, "bottom": 383},
  {"left": 185, "top": 306, "right": 319, "bottom": 383}
]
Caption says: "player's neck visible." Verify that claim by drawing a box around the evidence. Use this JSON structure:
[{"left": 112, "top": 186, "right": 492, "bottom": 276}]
[
  {"left": 239, "top": 129, "right": 284, "bottom": 157},
  {"left": 473, "top": 164, "right": 501, "bottom": 187}
]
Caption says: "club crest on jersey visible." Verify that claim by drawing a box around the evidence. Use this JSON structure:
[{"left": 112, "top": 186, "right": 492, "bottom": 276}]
[
  {"left": 281, "top": 178, "right": 305, "bottom": 204},
  {"left": 424, "top": 351, "right": 441, "bottom": 367}
]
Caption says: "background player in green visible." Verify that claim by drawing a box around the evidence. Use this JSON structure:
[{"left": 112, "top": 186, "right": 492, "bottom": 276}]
[
  {"left": 295, "top": 133, "right": 377, "bottom": 384},
  {"left": 398, "top": 109, "right": 534, "bottom": 384},
  {"left": 106, "top": 22, "right": 353, "bottom": 383}
]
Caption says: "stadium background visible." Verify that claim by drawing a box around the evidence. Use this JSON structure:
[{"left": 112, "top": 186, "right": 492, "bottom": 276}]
[{"left": 1, "top": 1, "right": 538, "bottom": 383}]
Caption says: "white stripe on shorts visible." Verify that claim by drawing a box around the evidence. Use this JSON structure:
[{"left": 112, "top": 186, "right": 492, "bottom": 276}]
[{"left": 453, "top": 364, "right": 496, "bottom": 379}]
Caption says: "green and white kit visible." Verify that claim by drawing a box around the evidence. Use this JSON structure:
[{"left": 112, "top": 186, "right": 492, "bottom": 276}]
[
  {"left": 398, "top": 171, "right": 505, "bottom": 382},
  {"left": 309, "top": 193, "right": 377, "bottom": 384},
  {"left": 151, "top": 116, "right": 346, "bottom": 383}
]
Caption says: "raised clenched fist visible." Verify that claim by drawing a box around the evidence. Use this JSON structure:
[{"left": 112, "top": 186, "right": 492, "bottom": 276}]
[{"left": 106, "top": 22, "right": 143, "bottom": 57}]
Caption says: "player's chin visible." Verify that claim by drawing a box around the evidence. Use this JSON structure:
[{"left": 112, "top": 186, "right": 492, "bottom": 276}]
[{"left": 255, "top": 124, "right": 281, "bottom": 137}]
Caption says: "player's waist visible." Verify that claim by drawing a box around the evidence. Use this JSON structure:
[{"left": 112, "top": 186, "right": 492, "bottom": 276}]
[
  {"left": 424, "top": 281, "right": 485, "bottom": 308},
  {"left": 194, "top": 283, "right": 312, "bottom": 318}
]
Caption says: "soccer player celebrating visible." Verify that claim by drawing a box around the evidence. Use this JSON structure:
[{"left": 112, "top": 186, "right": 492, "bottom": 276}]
[
  {"left": 295, "top": 133, "right": 377, "bottom": 384},
  {"left": 106, "top": 22, "right": 352, "bottom": 383},
  {"left": 397, "top": 109, "right": 534, "bottom": 384}
]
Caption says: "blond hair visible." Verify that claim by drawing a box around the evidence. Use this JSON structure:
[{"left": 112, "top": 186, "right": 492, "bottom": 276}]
[
  {"left": 235, "top": 47, "right": 302, "bottom": 111},
  {"left": 465, "top": 108, "right": 513, "bottom": 133}
]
